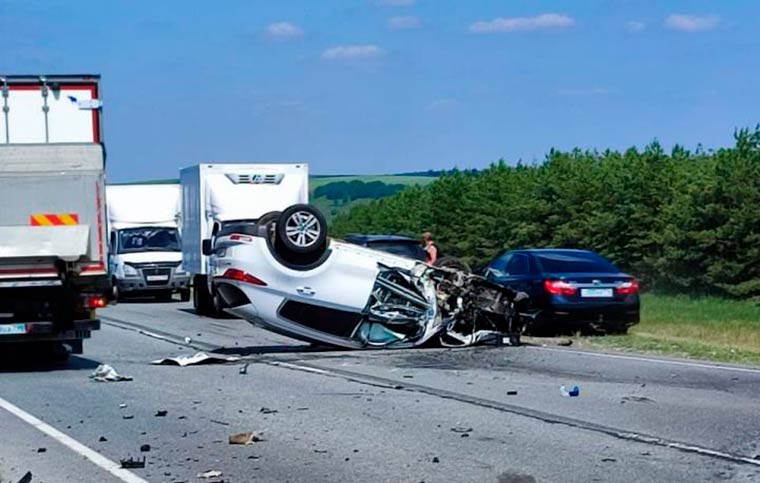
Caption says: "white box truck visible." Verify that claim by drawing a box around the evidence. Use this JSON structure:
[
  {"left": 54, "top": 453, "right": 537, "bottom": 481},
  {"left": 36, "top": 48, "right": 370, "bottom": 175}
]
[
  {"left": 107, "top": 183, "right": 191, "bottom": 301},
  {"left": 0, "top": 74, "right": 107, "bottom": 356},
  {"left": 180, "top": 163, "right": 309, "bottom": 315}
]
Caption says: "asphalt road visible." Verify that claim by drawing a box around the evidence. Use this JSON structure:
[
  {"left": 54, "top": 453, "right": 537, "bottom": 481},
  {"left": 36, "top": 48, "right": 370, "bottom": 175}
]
[{"left": 1, "top": 300, "right": 759, "bottom": 483}]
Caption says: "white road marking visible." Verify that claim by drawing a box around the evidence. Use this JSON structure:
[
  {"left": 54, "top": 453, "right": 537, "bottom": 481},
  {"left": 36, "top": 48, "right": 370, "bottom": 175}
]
[
  {"left": 0, "top": 395, "right": 151, "bottom": 483},
  {"left": 529, "top": 346, "right": 760, "bottom": 374}
]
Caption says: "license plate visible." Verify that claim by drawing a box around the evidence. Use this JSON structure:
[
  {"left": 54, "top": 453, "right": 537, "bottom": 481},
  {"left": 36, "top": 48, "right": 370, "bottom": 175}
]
[
  {"left": 0, "top": 323, "right": 27, "bottom": 335},
  {"left": 146, "top": 275, "right": 169, "bottom": 282},
  {"left": 581, "top": 288, "right": 613, "bottom": 298}
]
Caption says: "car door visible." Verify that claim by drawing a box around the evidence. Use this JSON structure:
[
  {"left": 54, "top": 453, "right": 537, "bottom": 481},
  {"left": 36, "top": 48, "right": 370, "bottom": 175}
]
[{"left": 490, "top": 253, "right": 533, "bottom": 293}]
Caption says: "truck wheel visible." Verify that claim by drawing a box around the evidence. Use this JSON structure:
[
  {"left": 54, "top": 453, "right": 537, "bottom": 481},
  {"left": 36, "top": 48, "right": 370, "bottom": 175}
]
[
  {"left": 180, "top": 289, "right": 191, "bottom": 302},
  {"left": 112, "top": 279, "right": 122, "bottom": 303},
  {"left": 192, "top": 275, "right": 214, "bottom": 315},
  {"left": 276, "top": 205, "right": 328, "bottom": 255}
]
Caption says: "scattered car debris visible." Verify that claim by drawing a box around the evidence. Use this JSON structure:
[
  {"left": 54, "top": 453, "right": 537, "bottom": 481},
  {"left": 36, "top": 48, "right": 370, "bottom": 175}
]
[
  {"left": 228, "top": 432, "right": 262, "bottom": 445},
  {"left": 140, "top": 444, "right": 151, "bottom": 452},
  {"left": 259, "top": 407, "right": 278, "bottom": 415},
  {"left": 210, "top": 419, "right": 230, "bottom": 426},
  {"left": 119, "top": 403, "right": 128, "bottom": 409},
  {"left": 99, "top": 436, "right": 108, "bottom": 442},
  {"left": 432, "top": 456, "right": 440, "bottom": 463},
  {"left": 197, "top": 470, "right": 223, "bottom": 479},
  {"left": 450, "top": 427, "right": 472, "bottom": 434},
  {"left": 17, "top": 471, "right": 32, "bottom": 483},
  {"left": 151, "top": 352, "right": 240, "bottom": 367},
  {"left": 90, "top": 364, "right": 133, "bottom": 382},
  {"left": 507, "top": 390, "right": 518, "bottom": 396},
  {"left": 601, "top": 458, "right": 617, "bottom": 463},
  {"left": 122, "top": 415, "right": 134, "bottom": 420},
  {"left": 120, "top": 456, "right": 146, "bottom": 469},
  {"left": 560, "top": 385, "right": 580, "bottom": 397},
  {"left": 155, "top": 410, "right": 168, "bottom": 417},
  {"left": 184, "top": 337, "right": 192, "bottom": 344},
  {"left": 621, "top": 396, "right": 655, "bottom": 404},
  {"left": 239, "top": 363, "right": 249, "bottom": 375},
  {"left": 313, "top": 449, "right": 328, "bottom": 454},
  {"left": 36, "top": 447, "right": 46, "bottom": 453}
]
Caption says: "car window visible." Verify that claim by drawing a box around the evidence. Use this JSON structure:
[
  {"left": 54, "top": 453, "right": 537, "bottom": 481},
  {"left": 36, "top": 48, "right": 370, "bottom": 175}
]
[
  {"left": 488, "top": 253, "right": 511, "bottom": 273},
  {"left": 367, "top": 241, "right": 426, "bottom": 261},
  {"left": 504, "top": 253, "right": 530, "bottom": 275},
  {"left": 536, "top": 252, "right": 618, "bottom": 273}
]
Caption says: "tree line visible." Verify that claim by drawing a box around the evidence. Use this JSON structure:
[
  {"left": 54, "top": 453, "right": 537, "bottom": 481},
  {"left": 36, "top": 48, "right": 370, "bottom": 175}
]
[
  {"left": 331, "top": 127, "right": 760, "bottom": 298},
  {"left": 314, "top": 180, "right": 407, "bottom": 203}
]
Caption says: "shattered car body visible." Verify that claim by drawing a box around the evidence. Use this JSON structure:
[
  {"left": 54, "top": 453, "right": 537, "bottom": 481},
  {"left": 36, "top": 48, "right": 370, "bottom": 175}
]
[{"left": 210, "top": 205, "right": 527, "bottom": 349}]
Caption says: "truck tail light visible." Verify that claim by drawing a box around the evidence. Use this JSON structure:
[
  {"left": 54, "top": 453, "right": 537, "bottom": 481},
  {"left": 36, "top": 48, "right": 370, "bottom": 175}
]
[
  {"left": 616, "top": 280, "right": 639, "bottom": 295},
  {"left": 544, "top": 280, "right": 577, "bottom": 296},
  {"left": 83, "top": 294, "right": 108, "bottom": 309},
  {"left": 220, "top": 268, "right": 267, "bottom": 286}
]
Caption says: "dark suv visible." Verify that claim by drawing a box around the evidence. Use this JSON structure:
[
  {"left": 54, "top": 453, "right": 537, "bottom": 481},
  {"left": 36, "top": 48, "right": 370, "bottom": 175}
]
[
  {"left": 343, "top": 234, "right": 426, "bottom": 261},
  {"left": 484, "top": 249, "right": 640, "bottom": 334}
]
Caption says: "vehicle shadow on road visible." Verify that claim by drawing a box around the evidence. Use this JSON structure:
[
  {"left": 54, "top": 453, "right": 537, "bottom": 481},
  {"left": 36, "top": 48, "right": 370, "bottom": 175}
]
[
  {"left": 0, "top": 352, "right": 101, "bottom": 373},
  {"left": 212, "top": 344, "right": 345, "bottom": 357}
]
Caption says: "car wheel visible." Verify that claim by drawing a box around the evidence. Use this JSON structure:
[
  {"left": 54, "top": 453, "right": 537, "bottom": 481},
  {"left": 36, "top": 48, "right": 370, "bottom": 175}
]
[
  {"left": 180, "top": 289, "right": 191, "bottom": 302},
  {"left": 434, "top": 256, "right": 471, "bottom": 273},
  {"left": 111, "top": 279, "right": 121, "bottom": 303},
  {"left": 276, "top": 204, "right": 328, "bottom": 255}
]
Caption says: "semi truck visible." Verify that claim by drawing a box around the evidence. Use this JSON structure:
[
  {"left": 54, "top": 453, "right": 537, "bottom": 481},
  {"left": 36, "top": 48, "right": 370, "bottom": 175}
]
[
  {"left": 107, "top": 183, "right": 190, "bottom": 301},
  {"left": 0, "top": 74, "right": 107, "bottom": 356},
  {"left": 180, "top": 163, "right": 309, "bottom": 316}
]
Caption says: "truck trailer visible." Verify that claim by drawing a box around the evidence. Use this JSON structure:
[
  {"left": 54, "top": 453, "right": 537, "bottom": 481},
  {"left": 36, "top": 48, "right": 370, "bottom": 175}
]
[
  {"left": 0, "top": 74, "right": 107, "bottom": 356},
  {"left": 107, "top": 183, "right": 190, "bottom": 301},
  {"left": 180, "top": 163, "right": 309, "bottom": 316}
]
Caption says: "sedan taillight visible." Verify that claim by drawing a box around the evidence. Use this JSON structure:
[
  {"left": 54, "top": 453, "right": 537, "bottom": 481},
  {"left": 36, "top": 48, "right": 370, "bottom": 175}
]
[
  {"left": 229, "top": 234, "right": 253, "bottom": 242},
  {"left": 544, "top": 280, "right": 578, "bottom": 296},
  {"left": 616, "top": 280, "right": 639, "bottom": 295}
]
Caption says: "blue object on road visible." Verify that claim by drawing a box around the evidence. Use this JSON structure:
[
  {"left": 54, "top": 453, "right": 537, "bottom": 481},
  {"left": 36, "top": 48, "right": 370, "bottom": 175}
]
[{"left": 560, "top": 385, "right": 580, "bottom": 397}]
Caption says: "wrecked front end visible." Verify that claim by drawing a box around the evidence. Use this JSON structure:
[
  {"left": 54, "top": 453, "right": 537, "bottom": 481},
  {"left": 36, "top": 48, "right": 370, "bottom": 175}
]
[{"left": 355, "top": 263, "right": 527, "bottom": 349}]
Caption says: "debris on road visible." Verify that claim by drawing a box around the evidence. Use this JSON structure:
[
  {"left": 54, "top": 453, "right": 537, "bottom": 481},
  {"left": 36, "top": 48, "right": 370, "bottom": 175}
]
[
  {"left": 36, "top": 447, "right": 46, "bottom": 453},
  {"left": 98, "top": 436, "right": 108, "bottom": 442},
  {"left": 122, "top": 414, "right": 134, "bottom": 420},
  {"left": 601, "top": 458, "right": 617, "bottom": 463},
  {"left": 560, "top": 385, "right": 580, "bottom": 397},
  {"left": 210, "top": 419, "right": 230, "bottom": 426},
  {"left": 151, "top": 352, "right": 240, "bottom": 367},
  {"left": 140, "top": 444, "right": 151, "bottom": 452},
  {"left": 90, "top": 364, "right": 133, "bottom": 382},
  {"left": 120, "top": 456, "right": 146, "bottom": 469},
  {"left": 197, "top": 470, "right": 223, "bottom": 479},
  {"left": 119, "top": 403, "right": 127, "bottom": 409},
  {"left": 229, "top": 432, "right": 263, "bottom": 445},
  {"left": 432, "top": 456, "right": 440, "bottom": 463},
  {"left": 621, "top": 396, "right": 655, "bottom": 404},
  {"left": 184, "top": 337, "right": 192, "bottom": 344},
  {"left": 155, "top": 409, "right": 168, "bottom": 417},
  {"left": 239, "top": 363, "right": 249, "bottom": 375},
  {"left": 450, "top": 427, "right": 473, "bottom": 434},
  {"left": 506, "top": 390, "right": 518, "bottom": 396},
  {"left": 259, "top": 407, "right": 278, "bottom": 415},
  {"left": 17, "top": 471, "right": 32, "bottom": 483}
]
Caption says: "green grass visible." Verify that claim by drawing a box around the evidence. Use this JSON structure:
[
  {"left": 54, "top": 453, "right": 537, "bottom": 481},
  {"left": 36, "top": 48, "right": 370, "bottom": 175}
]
[{"left": 582, "top": 293, "right": 760, "bottom": 366}]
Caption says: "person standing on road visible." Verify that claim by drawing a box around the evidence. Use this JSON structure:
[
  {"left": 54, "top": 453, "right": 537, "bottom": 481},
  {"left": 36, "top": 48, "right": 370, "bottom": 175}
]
[{"left": 422, "top": 232, "right": 438, "bottom": 264}]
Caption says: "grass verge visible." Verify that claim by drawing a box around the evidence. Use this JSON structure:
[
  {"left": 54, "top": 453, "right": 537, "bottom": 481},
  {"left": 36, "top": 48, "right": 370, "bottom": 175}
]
[{"left": 577, "top": 293, "right": 760, "bottom": 366}]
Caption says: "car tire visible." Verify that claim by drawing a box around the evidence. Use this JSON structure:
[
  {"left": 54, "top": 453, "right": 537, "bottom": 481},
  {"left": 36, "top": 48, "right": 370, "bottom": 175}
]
[
  {"left": 112, "top": 279, "right": 121, "bottom": 303},
  {"left": 276, "top": 205, "right": 328, "bottom": 255},
  {"left": 180, "top": 288, "right": 191, "bottom": 302},
  {"left": 434, "top": 256, "right": 471, "bottom": 273}
]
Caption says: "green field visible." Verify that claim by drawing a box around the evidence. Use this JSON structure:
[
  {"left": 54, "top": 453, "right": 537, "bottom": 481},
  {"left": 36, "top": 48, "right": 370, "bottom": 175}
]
[
  {"left": 310, "top": 175, "right": 436, "bottom": 220},
  {"left": 578, "top": 294, "right": 760, "bottom": 365}
]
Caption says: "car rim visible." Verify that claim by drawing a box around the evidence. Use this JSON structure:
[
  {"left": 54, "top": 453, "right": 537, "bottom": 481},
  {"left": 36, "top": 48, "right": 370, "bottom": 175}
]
[{"left": 285, "top": 211, "right": 321, "bottom": 248}]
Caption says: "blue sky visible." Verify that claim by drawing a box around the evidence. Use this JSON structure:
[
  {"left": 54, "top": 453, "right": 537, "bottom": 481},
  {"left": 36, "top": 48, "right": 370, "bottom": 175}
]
[{"left": 2, "top": 0, "right": 759, "bottom": 182}]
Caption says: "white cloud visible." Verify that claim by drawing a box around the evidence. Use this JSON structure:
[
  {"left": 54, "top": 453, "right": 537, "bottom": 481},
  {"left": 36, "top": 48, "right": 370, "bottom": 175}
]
[
  {"left": 665, "top": 14, "right": 720, "bottom": 32},
  {"left": 375, "top": 0, "right": 415, "bottom": 6},
  {"left": 387, "top": 16, "right": 421, "bottom": 30},
  {"left": 266, "top": 22, "right": 303, "bottom": 39},
  {"left": 626, "top": 21, "right": 646, "bottom": 33},
  {"left": 322, "top": 45, "right": 385, "bottom": 60},
  {"left": 469, "top": 13, "right": 574, "bottom": 34}
]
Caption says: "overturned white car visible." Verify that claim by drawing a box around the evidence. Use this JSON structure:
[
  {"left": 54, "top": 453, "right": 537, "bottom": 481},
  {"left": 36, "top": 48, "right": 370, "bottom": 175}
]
[{"left": 207, "top": 205, "right": 527, "bottom": 349}]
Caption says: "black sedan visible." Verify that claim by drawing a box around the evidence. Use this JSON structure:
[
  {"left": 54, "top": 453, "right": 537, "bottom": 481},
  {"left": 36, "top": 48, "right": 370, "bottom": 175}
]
[
  {"left": 343, "top": 234, "right": 427, "bottom": 261},
  {"left": 484, "top": 249, "right": 640, "bottom": 334}
]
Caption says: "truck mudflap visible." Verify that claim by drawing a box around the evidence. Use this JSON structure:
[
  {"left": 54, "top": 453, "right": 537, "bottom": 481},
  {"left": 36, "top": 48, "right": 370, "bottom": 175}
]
[{"left": 0, "top": 318, "right": 100, "bottom": 345}]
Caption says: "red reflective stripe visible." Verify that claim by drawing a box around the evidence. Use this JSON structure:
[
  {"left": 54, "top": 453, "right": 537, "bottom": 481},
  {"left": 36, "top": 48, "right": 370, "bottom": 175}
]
[
  {"left": 95, "top": 181, "right": 105, "bottom": 267},
  {"left": 46, "top": 214, "right": 62, "bottom": 225},
  {"left": 0, "top": 267, "right": 57, "bottom": 275}
]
